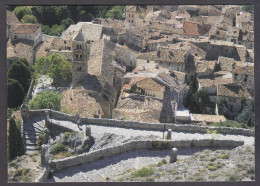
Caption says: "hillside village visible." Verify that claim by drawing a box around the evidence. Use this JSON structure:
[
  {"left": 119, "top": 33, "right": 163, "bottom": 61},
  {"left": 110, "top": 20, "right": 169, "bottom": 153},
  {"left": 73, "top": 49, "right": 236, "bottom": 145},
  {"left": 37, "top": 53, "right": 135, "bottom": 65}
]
[{"left": 6, "top": 5, "right": 255, "bottom": 182}]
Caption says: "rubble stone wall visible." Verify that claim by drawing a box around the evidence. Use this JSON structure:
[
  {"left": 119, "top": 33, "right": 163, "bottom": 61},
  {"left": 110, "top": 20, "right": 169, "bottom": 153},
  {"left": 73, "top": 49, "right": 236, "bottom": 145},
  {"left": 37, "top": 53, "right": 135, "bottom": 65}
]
[
  {"left": 49, "top": 139, "right": 244, "bottom": 171},
  {"left": 27, "top": 109, "right": 255, "bottom": 137}
]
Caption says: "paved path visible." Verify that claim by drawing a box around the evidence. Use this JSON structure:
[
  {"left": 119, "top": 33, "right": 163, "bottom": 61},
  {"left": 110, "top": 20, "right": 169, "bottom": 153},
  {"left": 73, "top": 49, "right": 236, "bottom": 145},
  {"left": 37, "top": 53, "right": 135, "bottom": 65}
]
[{"left": 50, "top": 119, "right": 254, "bottom": 146}]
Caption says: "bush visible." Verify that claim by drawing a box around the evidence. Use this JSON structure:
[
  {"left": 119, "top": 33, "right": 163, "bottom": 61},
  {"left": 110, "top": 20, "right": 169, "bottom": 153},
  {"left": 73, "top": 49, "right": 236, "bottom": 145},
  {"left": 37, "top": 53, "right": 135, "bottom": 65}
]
[
  {"left": 52, "top": 143, "right": 67, "bottom": 155},
  {"left": 131, "top": 167, "right": 154, "bottom": 178},
  {"left": 105, "top": 6, "right": 125, "bottom": 20},
  {"left": 8, "top": 59, "right": 31, "bottom": 93},
  {"left": 235, "top": 103, "right": 254, "bottom": 127},
  {"left": 13, "top": 6, "right": 33, "bottom": 20},
  {"left": 33, "top": 53, "right": 72, "bottom": 86},
  {"left": 21, "top": 14, "right": 37, "bottom": 23},
  {"left": 217, "top": 98, "right": 228, "bottom": 116},
  {"left": 8, "top": 118, "right": 24, "bottom": 161},
  {"left": 8, "top": 79, "right": 25, "bottom": 108},
  {"left": 29, "top": 91, "right": 63, "bottom": 111},
  {"left": 36, "top": 132, "right": 50, "bottom": 148},
  {"left": 210, "top": 120, "right": 249, "bottom": 129}
]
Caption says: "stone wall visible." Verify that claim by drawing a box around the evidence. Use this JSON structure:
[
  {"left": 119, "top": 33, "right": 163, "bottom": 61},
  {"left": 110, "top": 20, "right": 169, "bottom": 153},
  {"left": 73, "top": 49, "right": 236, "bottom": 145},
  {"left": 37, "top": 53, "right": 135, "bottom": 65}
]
[
  {"left": 34, "top": 166, "right": 50, "bottom": 182},
  {"left": 49, "top": 139, "right": 244, "bottom": 172},
  {"left": 27, "top": 109, "right": 255, "bottom": 137}
]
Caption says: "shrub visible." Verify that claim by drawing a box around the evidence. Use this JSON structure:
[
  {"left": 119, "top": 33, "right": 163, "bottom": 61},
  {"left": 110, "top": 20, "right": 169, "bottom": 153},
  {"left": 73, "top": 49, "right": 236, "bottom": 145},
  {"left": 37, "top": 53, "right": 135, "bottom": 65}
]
[
  {"left": 13, "top": 6, "right": 33, "bottom": 20},
  {"left": 217, "top": 153, "right": 229, "bottom": 159},
  {"left": 8, "top": 118, "right": 24, "bottom": 161},
  {"left": 131, "top": 167, "right": 154, "bottom": 178},
  {"left": 7, "top": 79, "right": 25, "bottom": 108},
  {"left": 157, "top": 159, "right": 167, "bottom": 167},
  {"left": 29, "top": 91, "right": 63, "bottom": 110},
  {"left": 21, "top": 14, "right": 37, "bottom": 23},
  {"left": 235, "top": 104, "right": 254, "bottom": 127},
  {"left": 210, "top": 120, "right": 249, "bottom": 129},
  {"left": 8, "top": 59, "right": 31, "bottom": 93},
  {"left": 227, "top": 174, "right": 242, "bottom": 181},
  {"left": 52, "top": 152, "right": 73, "bottom": 159},
  {"left": 36, "top": 132, "right": 50, "bottom": 148},
  {"left": 52, "top": 143, "right": 67, "bottom": 155}
]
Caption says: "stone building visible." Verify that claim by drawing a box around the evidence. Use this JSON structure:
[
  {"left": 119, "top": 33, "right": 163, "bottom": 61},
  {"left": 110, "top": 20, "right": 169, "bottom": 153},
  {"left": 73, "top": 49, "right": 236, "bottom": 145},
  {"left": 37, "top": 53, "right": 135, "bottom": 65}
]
[
  {"left": 113, "top": 71, "right": 187, "bottom": 123},
  {"left": 7, "top": 40, "right": 34, "bottom": 67},
  {"left": 125, "top": 5, "right": 155, "bottom": 25},
  {"left": 87, "top": 39, "right": 128, "bottom": 117},
  {"left": 6, "top": 10, "right": 21, "bottom": 41},
  {"left": 71, "top": 30, "right": 89, "bottom": 88},
  {"left": 232, "top": 65, "right": 254, "bottom": 91},
  {"left": 9, "top": 24, "right": 42, "bottom": 47},
  {"left": 216, "top": 83, "right": 253, "bottom": 117}
]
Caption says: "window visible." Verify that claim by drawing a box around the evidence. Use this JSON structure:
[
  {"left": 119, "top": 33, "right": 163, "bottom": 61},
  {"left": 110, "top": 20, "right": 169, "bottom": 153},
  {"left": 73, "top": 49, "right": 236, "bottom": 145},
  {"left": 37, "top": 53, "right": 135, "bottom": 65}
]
[
  {"left": 244, "top": 75, "right": 248, "bottom": 82},
  {"left": 14, "top": 35, "right": 17, "bottom": 39},
  {"left": 64, "top": 41, "right": 66, "bottom": 44},
  {"left": 130, "top": 61, "right": 133, "bottom": 65},
  {"left": 230, "top": 105, "right": 233, "bottom": 111},
  {"left": 147, "top": 60, "right": 150, "bottom": 63},
  {"left": 76, "top": 54, "right": 78, "bottom": 59},
  {"left": 233, "top": 31, "right": 237, "bottom": 34},
  {"left": 80, "top": 54, "right": 83, "bottom": 59},
  {"left": 77, "top": 66, "right": 82, "bottom": 71}
]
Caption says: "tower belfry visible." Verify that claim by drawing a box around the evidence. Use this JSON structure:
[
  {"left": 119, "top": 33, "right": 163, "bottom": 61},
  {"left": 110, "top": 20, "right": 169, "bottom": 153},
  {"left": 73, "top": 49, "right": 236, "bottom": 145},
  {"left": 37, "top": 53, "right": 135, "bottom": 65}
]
[{"left": 72, "top": 29, "right": 88, "bottom": 88}]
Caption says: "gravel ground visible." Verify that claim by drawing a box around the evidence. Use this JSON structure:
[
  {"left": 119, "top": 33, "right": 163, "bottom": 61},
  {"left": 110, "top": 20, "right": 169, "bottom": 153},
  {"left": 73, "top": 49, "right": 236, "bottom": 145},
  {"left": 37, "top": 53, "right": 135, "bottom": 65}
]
[
  {"left": 47, "top": 145, "right": 255, "bottom": 182},
  {"left": 46, "top": 148, "right": 205, "bottom": 182}
]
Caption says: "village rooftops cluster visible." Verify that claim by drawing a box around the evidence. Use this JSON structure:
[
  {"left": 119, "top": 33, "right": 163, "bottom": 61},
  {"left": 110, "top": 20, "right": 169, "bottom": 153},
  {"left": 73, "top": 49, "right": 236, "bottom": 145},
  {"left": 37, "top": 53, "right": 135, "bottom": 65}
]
[{"left": 6, "top": 5, "right": 254, "bottom": 124}]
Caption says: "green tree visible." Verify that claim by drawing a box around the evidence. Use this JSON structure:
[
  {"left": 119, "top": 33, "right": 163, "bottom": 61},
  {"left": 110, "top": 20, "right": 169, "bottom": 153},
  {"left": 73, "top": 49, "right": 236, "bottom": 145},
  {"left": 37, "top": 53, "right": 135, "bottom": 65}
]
[
  {"left": 241, "top": 5, "right": 254, "bottom": 13},
  {"left": 8, "top": 78, "right": 25, "bottom": 108},
  {"left": 8, "top": 59, "right": 31, "bottom": 93},
  {"left": 218, "top": 98, "right": 228, "bottom": 116},
  {"left": 21, "top": 14, "right": 37, "bottom": 24},
  {"left": 235, "top": 103, "right": 254, "bottom": 127},
  {"left": 33, "top": 53, "right": 72, "bottom": 86},
  {"left": 61, "top": 18, "right": 74, "bottom": 28},
  {"left": 13, "top": 6, "right": 33, "bottom": 20},
  {"left": 105, "top": 6, "right": 125, "bottom": 20},
  {"left": 29, "top": 91, "right": 63, "bottom": 110},
  {"left": 195, "top": 89, "right": 210, "bottom": 114},
  {"left": 8, "top": 118, "right": 24, "bottom": 161}
]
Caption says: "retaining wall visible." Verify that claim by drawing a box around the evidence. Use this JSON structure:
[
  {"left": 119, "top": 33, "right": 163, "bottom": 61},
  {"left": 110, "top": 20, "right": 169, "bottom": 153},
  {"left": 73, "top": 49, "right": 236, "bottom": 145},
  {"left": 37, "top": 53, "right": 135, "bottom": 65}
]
[
  {"left": 34, "top": 166, "right": 50, "bottom": 182},
  {"left": 27, "top": 109, "right": 255, "bottom": 137},
  {"left": 49, "top": 139, "right": 244, "bottom": 172}
]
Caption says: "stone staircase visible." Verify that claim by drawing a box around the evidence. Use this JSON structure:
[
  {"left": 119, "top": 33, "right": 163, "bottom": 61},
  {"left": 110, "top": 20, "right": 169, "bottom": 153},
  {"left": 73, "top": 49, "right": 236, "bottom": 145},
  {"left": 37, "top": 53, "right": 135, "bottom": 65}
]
[{"left": 23, "top": 116, "right": 46, "bottom": 154}]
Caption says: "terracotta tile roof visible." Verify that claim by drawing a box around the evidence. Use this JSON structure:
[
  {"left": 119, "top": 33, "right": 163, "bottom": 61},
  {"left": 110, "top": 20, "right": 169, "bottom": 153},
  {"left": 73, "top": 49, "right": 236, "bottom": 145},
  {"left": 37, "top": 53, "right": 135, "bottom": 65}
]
[
  {"left": 170, "top": 70, "right": 186, "bottom": 83},
  {"left": 191, "top": 114, "right": 226, "bottom": 123},
  {"left": 36, "top": 37, "right": 63, "bottom": 58},
  {"left": 7, "top": 42, "right": 33, "bottom": 59},
  {"left": 218, "top": 56, "right": 235, "bottom": 71},
  {"left": 196, "top": 60, "right": 216, "bottom": 73},
  {"left": 183, "top": 21, "right": 211, "bottom": 36},
  {"left": 93, "top": 18, "right": 125, "bottom": 31},
  {"left": 232, "top": 65, "right": 254, "bottom": 76},
  {"left": 6, "top": 10, "right": 20, "bottom": 26},
  {"left": 217, "top": 83, "right": 252, "bottom": 99},
  {"left": 198, "top": 77, "right": 233, "bottom": 88},
  {"left": 136, "top": 78, "right": 166, "bottom": 92},
  {"left": 12, "top": 24, "right": 40, "bottom": 34}
]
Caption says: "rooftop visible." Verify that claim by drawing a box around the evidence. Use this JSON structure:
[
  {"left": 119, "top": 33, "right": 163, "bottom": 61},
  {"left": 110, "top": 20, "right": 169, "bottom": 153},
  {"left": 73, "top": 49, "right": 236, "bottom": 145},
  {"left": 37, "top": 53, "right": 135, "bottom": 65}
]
[
  {"left": 217, "top": 83, "right": 252, "bottom": 99},
  {"left": 12, "top": 24, "right": 41, "bottom": 34}
]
